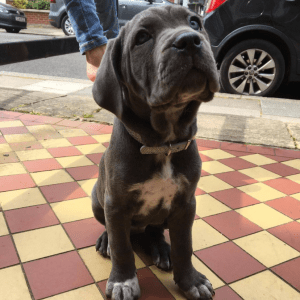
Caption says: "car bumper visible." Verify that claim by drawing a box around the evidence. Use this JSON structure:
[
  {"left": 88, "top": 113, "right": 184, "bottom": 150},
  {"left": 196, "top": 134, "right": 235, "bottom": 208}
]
[{"left": 0, "top": 13, "right": 27, "bottom": 29}]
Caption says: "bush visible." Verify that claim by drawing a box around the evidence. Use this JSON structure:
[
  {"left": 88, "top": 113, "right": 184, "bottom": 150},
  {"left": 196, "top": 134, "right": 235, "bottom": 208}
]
[
  {"left": 26, "top": 0, "right": 50, "bottom": 10},
  {"left": 13, "top": 0, "right": 28, "bottom": 9}
]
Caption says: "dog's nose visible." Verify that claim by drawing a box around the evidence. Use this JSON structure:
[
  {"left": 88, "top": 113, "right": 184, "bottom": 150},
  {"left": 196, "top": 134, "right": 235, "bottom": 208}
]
[{"left": 172, "top": 32, "right": 202, "bottom": 53}]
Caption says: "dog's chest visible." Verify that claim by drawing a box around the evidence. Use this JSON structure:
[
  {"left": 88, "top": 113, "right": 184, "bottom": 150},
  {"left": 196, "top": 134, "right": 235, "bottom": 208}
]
[{"left": 129, "top": 158, "right": 184, "bottom": 216}]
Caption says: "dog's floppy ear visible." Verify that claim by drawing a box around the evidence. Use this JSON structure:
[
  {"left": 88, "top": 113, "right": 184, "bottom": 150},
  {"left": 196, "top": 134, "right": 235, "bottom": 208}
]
[{"left": 92, "top": 34, "right": 124, "bottom": 118}]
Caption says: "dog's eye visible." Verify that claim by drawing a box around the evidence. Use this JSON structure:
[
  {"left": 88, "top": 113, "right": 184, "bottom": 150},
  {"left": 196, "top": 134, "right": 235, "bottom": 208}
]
[
  {"left": 136, "top": 31, "right": 151, "bottom": 45},
  {"left": 189, "top": 16, "right": 202, "bottom": 31}
]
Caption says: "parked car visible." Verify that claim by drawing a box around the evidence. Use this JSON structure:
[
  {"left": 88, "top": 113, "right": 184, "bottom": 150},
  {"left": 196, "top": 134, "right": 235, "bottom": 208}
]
[
  {"left": 49, "top": 0, "right": 175, "bottom": 36},
  {"left": 204, "top": 0, "right": 300, "bottom": 96},
  {"left": 0, "top": 3, "right": 27, "bottom": 33}
]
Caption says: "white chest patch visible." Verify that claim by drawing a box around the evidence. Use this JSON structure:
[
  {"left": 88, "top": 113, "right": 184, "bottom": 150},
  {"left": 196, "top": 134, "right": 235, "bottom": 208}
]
[{"left": 128, "top": 157, "right": 185, "bottom": 216}]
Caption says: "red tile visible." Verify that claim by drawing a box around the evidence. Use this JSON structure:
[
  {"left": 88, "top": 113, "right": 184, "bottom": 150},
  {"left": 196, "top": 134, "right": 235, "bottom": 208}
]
[
  {"left": 195, "top": 242, "right": 265, "bottom": 283},
  {"left": 246, "top": 145, "right": 275, "bottom": 155},
  {"left": 0, "top": 126, "right": 28, "bottom": 135},
  {"left": 215, "top": 171, "right": 257, "bottom": 187},
  {"left": 261, "top": 163, "right": 299, "bottom": 176},
  {"left": 219, "top": 157, "right": 256, "bottom": 170},
  {"left": 272, "top": 257, "right": 300, "bottom": 291},
  {"left": 102, "top": 142, "right": 110, "bottom": 148},
  {"left": 0, "top": 173, "right": 35, "bottom": 192},
  {"left": 210, "top": 188, "right": 259, "bottom": 209},
  {"left": 20, "top": 120, "right": 44, "bottom": 126},
  {"left": 0, "top": 236, "right": 19, "bottom": 269},
  {"left": 194, "top": 214, "right": 200, "bottom": 220},
  {"left": 275, "top": 148, "right": 300, "bottom": 159},
  {"left": 24, "top": 251, "right": 94, "bottom": 300},
  {"left": 9, "top": 141, "right": 43, "bottom": 151},
  {"left": 67, "top": 136, "right": 98, "bottom": 145},
  {"left": 214, "top": 286, "right": 242, "bottom": 300},
  {"left": 266, "top": 197, "right": 300, "bottom": 219},
  {"left": 0, "top": 136, "right": 6, "bottom": 144},
  {"left": 98, "top": 268, "right": 174, "bottom": 300},
  {"left": 199, "top": 153, "right": 213, "bottom": 162},
  {"left": 203, "top": 211, "right": 262, "bottom": 239},
  {"left": 86, "top": 153, "right": 103, "bottom": 164},
  {"left": 98, "top": 125, "right": 113, "bottom": 134},
  {"left": 47, "top": 146, "right": 82, "bottom": 158},
  {"left": 198, "top": 146, "right": 213, "bottom": 151},
  {"left": 201, "top": 170, "right": 210, "bottom": 176},
  {"left": 56, "top": 119, "right": 82, "bottom": 128},
  {"left": 0, "top": 111, "right": 23, "bottom": 118},
  {"left": 78, "top": 122, "right": 105, "bottom": 131},
  {"left": 196, "top": 139, "right": 221, "bottom": 149},
  {"left": 264, "top": 154, "right": 293, "bottom": 162},
  {"left": 0, "top": 117, "right": 15, "bottom": 122},
  {"left": 264, "top": 178, "right": 300, "bottom": 195},
  {"left": 4, "top": 204, "right": 59, "bottom": 233},
  {"left": 222, "top": 150, "right": 252, "bottom": 157},
  {"left": 63, "top": 218, "right": 105, "bottom": 249},
  {"left": 220, "top": 142, "right": 247, "bottom": 152},
  {"left": 66, "top": 165, "right": 98, "bottom": 181},
  {"left": 18, "top": 114, "right": 41, "bottom": 121},
  {"left": 267, "top": 221, "right": 300, "bottom": 252},
  {"left": 40, "top": 181, "right": 87, "bottom": 203},
  {"left": 195, "top": 187, "right": 205, "bottom": 196},
  {"left": 35, "top": 116, "right": 63, "bottom": 124},
  {"left": 23, "top": 158, "right": 62, "bottom": 172}
]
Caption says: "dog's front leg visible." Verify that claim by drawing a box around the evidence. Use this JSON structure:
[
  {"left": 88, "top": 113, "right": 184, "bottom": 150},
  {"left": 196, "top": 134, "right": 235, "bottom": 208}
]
[
  {"left": 169, "top": 199, "right": 215, "bottom": 300},
  {"left": 104, "top": 201, "right": 141, "bottom": 300}
]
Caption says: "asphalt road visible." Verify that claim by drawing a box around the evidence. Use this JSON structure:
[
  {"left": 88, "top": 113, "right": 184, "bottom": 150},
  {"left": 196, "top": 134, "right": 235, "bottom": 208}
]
[{"left": 0, "top": 32, "right": 299, "bottom": 100}]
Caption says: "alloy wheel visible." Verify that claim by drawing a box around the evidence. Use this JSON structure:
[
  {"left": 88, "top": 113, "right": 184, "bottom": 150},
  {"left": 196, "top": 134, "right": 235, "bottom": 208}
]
[{"left": 65, "top": 18, "right": 74, "bottom": 35}]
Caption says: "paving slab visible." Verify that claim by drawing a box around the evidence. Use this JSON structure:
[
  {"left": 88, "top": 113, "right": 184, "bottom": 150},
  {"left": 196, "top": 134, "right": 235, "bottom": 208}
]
[
  {"left": 261, "top": 98, "right": 300, "bottom": 119},
  {"left": 288, "top": 123, "right": 300, "bottom": 148}
]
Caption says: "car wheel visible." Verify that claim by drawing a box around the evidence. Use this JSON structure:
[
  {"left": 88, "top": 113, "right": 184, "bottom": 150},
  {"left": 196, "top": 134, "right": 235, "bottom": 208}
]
[
  {"left": 6, "top": 28, "right": 21, "bottom": 33},
  {"left": 220, "top": 39, "right": 285, "bottom": 97},
  {"left": 61, "top": 15, "right": 74, "bottom": 36}
]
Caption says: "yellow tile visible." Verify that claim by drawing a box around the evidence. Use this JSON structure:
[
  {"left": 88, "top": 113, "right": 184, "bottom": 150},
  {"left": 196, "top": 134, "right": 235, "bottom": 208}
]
[
  {"left": 40, "top": 138, "right": 72, "bottom": 148},
  {"left": 0, "top": 265, "right": 32, "bottom": 300},
  {"left": 58, "top": 128, "right": 88, "bottom": 137},
  {"left": 5, "top": 133, "right": 36, "bottom": 143},
  {"left": 238, "top": 182, "right": 286, "bottom": 202},
  {"left": 0, "top": 144, "right": 12, "bottom": 153},
  {"left": 236, "top": 203, "right": 292, "bottom": 229},
  {"left": 31, "top": 169, "right": 74, "bottom": 186},
  {"left": 192, "top": 219, "right": 228, "bottom": 251},
  {"left": 200, "top": 149, "right": 235, "bottom": 160},
  {"left": 56, "top": 155, "right": 93, "bottom": 168},
  {"left": 0, "top": 187, "right": 46, "bottom": 210},
  {"left": 195, "top": 194, "right": 230, "bottom": 217},
  {"left": 150, "top": 255, "right": 224, "bottom": 300},
  {"left": 16, "top": 149, "right": 52, "bottom": 161},
  {"left": 0, "top": 120, "right": 24, "bottom": 128},
  {"left": 292, "top": 193, "right": 300, "bottom": 201},
  {"left": 13, "top": 225, "right": 74, "bottom": 262},
  {"left": 93, "top": 134, "right": 112, "bottom": 143},
  {"left": 202, "top": 161, "right": 234, "bottom": 174},
  {"left": 234, "top": 231, "right": 299, "bottom": 268},
  {"left": 240, "top": 154, "right": 276, "bottom": 166},
  {"left": 51, "top": 197, "right": 94, "bottom": 223},
  {"left": 27, "top": 124, "right": 56, "bottom": 134},
  {"left": 0, "top": 212, "right": 9, "bottom": 236},
  {"left": 198, "top": 175, "right": 232, "bottom": 193},
  {"left": 78, "top": 178, "right": 97, "bottom": 195},
  {"left": 239, "top": 167, "right": 280, "bottom": 182},
  {"left": 78, "top": 246, "right": 145, "bottom": 282},
  {"left": 287, "top": 174, "right": 300, "bottom": 184},
  {"left": 0, "top": 162, "right": 27, "bottom": 176},
  {"left": 76, "top": 144, "right": 107, "bottom": 154},
  {"left": 230, "top": 270, "right": 300, "bottom": 300},
  {"left": 283, "top": 159, "right": 300, "bottom": 170},
  {"left": 44, "top": 284, "right": 104, "bottom": 300}
]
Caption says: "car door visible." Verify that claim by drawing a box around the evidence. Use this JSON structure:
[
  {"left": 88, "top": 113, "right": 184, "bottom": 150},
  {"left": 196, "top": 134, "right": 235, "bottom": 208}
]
[{"left": 271, "top": 0, "right": 300, "bottom": 75}]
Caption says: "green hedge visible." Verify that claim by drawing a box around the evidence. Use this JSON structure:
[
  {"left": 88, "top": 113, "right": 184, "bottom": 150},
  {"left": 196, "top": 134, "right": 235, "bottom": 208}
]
[
  {"left": 26, "top": 0, "right": 50, "bottom": 10},
  {"left": 13, "top": 0, "right": 28, "bottom": 9}
]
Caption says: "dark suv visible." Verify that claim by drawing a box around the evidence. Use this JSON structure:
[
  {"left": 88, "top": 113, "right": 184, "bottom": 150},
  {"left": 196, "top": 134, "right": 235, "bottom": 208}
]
[{"left": 204, "top": 0, "right": 300, "bottom": 96}]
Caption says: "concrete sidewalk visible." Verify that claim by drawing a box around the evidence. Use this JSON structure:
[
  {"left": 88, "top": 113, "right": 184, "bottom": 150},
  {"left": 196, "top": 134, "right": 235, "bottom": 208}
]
[{"left": 0, "top": 71, "right": 299, "bottom": 150}]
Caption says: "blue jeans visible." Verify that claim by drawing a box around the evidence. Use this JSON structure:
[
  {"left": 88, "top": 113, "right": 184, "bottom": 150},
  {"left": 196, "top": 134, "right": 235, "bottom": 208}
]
[{"left": 63, "top": 0, "right": 119, "bottom": 54}]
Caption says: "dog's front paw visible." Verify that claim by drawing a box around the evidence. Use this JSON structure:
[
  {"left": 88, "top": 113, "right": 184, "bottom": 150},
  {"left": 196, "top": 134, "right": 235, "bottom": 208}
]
[
  {"left": 95, "top": 230, "right": 111, "bottom": 257},
  {"left": 176, "top": 269, "right": 215, "bottom": 300},
  {"left": 106, "top": 274, "right": 141, "bottom": 300}
]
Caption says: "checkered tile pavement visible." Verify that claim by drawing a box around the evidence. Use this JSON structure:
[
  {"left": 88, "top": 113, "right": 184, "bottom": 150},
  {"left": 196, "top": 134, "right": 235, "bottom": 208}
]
[{"left": 0, "top": 110, "right": 300, "bottom": 300}]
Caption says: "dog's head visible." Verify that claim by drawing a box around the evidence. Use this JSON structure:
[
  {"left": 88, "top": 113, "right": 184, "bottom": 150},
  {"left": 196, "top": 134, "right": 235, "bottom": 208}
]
[{"left": 93, "top": 5, "right": 219, "bottom": 143}]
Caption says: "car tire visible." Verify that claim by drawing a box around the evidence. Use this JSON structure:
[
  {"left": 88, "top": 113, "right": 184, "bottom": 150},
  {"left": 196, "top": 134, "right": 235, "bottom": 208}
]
[
  {"left": 6, "top": 28, "right": 21, "bottom": 33},
  {"left": 220, "top": 39, "right": 285, "bottom": 97},
  {"left": 61, "top": 15, "right": 74, "bottom": 36}
]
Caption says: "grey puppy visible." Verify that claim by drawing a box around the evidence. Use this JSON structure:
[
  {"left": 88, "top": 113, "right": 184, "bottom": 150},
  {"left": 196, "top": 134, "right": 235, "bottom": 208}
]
[{"left": 92, "top": 5, "right": 219, "bottom": 300}]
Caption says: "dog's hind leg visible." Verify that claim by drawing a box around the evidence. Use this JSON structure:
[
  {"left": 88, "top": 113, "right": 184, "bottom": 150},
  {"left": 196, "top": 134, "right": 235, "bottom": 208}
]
[{"left": 145, "top": 225, "right": 172, "bottom": 271}]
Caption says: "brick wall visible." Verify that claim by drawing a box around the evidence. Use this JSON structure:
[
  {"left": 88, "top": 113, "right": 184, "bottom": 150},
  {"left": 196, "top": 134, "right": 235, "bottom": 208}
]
[{"left": 23, "top": 9, "right": 50, "bottom": 25}]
